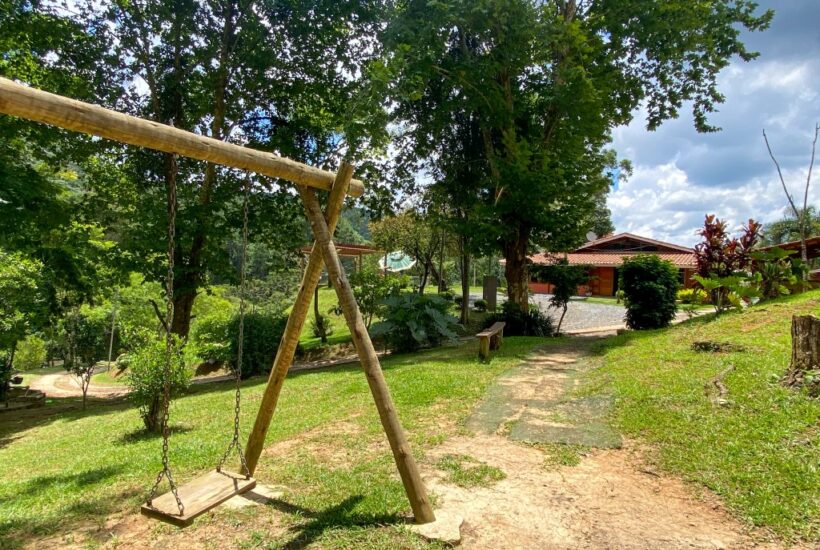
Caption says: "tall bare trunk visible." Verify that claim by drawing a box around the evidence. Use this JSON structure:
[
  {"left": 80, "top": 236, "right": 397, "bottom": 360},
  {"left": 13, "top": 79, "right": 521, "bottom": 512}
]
[
  {"left": 503, "top": 226, "right": 530, "bottom": 311},
  {"left": 459, "top": 237, "right": 470, "bottom": 325}
]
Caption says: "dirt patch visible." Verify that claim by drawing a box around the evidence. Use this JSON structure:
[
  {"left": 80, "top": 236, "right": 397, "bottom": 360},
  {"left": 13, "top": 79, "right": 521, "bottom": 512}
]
[{"left": 424, "top": 435, "right": 771, "bottom": 549}]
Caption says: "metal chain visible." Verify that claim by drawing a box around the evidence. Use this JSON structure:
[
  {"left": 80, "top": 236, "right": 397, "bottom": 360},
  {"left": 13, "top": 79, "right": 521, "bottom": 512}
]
[
  {"left": 147, "top": 153, "right": 184, "bottom": 516},
  {"left": 217, "top": 172, "right": 251, "bottom": 478}
]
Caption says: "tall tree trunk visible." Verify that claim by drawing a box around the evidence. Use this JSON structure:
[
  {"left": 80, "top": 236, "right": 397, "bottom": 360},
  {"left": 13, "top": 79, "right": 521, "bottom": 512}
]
[
  {"left": 459, "top": 237, "right": 470, "bottom": 325},
  {"left": 503, "top": 226, "right": 531, "bottom": 311},
  {"left": 170, "top": 282, "right": 197, "bottom": 337}
]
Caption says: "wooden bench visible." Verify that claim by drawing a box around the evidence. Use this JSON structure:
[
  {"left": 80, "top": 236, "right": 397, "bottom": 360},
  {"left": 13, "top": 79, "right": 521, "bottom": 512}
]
[{"left": 477, "top": 322, "right": 506, "bottom": 360}]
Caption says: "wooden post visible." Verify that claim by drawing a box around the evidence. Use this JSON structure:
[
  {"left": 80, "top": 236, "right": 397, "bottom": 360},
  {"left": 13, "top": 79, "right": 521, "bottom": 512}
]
[
  {"left": 0, "top": 77, "right": 364, "bottom": 197},
  {"left": 299, "top": 187, "right": 436, "bottom": 524},
  {"left": 783, "top": 315, "right": 820, "bottom": 397},
  {"left": 243, "top": 164, "right": 353, "bottom": 475}
]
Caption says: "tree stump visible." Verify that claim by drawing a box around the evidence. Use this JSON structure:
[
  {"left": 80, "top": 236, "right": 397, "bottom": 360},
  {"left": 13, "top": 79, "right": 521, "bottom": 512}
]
[{"left": 782, "top": 315, "right": 820, "bottom": 397}]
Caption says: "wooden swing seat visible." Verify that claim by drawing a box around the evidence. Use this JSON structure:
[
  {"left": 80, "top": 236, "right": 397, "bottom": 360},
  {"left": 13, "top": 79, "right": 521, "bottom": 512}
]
[{"left": 140, "top": 470, "right": 256, "bottom": 527}]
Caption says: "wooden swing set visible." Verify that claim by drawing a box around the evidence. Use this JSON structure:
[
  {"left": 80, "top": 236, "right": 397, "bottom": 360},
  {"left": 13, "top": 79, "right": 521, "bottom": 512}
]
[{"left": 0, "top": 77, "right": 436, "bottom": 526}]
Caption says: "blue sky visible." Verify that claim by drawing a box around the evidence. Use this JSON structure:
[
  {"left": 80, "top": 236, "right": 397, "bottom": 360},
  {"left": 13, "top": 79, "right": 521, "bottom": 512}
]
[{"left": 609, "top": 0, "right": 820, "bottom": 246}]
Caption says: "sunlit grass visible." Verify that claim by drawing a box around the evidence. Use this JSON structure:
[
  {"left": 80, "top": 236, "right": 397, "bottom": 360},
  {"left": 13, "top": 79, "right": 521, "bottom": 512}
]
[
  {"left": 0, "top": 336, "right": 546, "bottom": 548},
  {"left": 589, "top": 290, "right": 820, "bottom": 540}
]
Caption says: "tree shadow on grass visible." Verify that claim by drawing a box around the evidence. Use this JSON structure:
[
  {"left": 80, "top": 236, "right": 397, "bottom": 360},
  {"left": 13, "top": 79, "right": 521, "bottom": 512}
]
[
  {"left": 0, "top": 464, "right": 124, "bottom": 505},
  {"left": 115, "top": 424, "right": 193, "bottom": 445},
  {"left": 263, "top": 495, "right": 405, "bottom": 549}
]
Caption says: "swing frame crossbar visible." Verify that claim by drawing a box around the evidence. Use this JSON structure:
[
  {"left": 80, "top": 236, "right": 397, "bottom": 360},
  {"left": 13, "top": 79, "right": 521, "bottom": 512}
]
[{"left": 0, "top": 77, "right": 435, "bottom": 525}]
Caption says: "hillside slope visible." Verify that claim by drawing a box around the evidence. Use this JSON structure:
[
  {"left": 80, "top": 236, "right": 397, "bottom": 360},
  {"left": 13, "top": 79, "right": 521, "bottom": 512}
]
[{"left": 591, "top": 290, "right": 820, "bottom": 541}]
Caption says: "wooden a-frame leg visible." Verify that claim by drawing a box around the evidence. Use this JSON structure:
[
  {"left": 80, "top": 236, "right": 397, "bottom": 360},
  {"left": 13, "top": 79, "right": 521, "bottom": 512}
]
[
  {"left": 299, "top": 186, "right": 436, "bottom": 525},
  {"left": 243, "top": 163, "right": 354, "bottom": 475}
]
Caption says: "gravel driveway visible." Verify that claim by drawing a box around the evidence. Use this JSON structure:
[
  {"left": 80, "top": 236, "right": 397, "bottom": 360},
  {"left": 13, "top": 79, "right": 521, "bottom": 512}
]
[{"left": 469, "top": 292, "right": 626, "bottom": 332}]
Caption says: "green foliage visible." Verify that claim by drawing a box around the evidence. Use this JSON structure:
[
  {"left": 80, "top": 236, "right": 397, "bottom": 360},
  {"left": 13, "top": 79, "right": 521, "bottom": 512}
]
[
  {"left": 229, "top": 312, "right": 287, "bottom": 379},
  {"left": 692, "top": 274, "right": 761, "bottom": 314},
  {"left": 190, "top": 309, "right": 234, "bottom": 365},
  {"left": 474, "top": 299, "right": 488, "bottom": 312},
  {"left": 60, "top": 309, "right": 109, "bottom": 373},
  {"left": 310, "top": 314, "right": 334, "bottom": 340},
  {"left": 13, "top": 336, "right": 46, "bottom": 371},
  {"left": 348, "top": 268, "right": 403, "bottom": 328},
  {"left": 0, "top": 249, "right": 46, "bottom": 359},
  {"left": 190, "top": 309, "right": 285, "bottom": 378},
  {"left": 369, "top": 213, "right": 444, "bottom": 293},
  {"left": 484, "top": 302, "right": 554, "bottom": 337},
  {"left": 677, "top": 288, "right": 708, "bottom": 305},
  {"left": 620, "top": 256, "right": 678, "bottom": 330},
  {"left": 535, "top": 260, "right": 590, "bottom": 333},
  {"left": 383, "top": 0, "right": 771, "bottom": 306},
  {"left": 372, "top": 293, "right": 459, "bottom": 353},
  {"left": 126, "top": 338, "right": 191, "bottom": 432},
  {"left": 749, "top": 248, "right": 805, "bottom": 299},
  {"left": 761, "top": 206, "right": 820, "bottom": 248}
]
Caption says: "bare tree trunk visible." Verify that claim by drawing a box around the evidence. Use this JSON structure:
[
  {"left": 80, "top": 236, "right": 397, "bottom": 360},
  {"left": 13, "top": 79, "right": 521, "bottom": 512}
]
[
  {"left": 503, "top": 226, "right": 531, "bottom": 311},
  {"left": 782, "top": 315, "right": 820, "bottom": 397},
  {"left": 459, "top": 237, "right": 470, "bottom": 325}
]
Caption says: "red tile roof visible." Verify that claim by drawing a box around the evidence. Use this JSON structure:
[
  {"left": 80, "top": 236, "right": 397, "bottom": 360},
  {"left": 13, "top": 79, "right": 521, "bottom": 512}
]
[
  {"left": 576, "top": 232, "right": 694, "bottom": 254},
  {"left": 530, "top": 251, "right": 697, "bottom": 269}
]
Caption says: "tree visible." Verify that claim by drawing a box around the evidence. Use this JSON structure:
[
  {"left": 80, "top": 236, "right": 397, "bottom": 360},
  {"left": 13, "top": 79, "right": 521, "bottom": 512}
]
[
  {"left": 620, "top": 255, "right": 678, "bottom": 330},
  {"left": 61, "top": 309, "right": 109, "bottom": 409},
  {"left": 0, "top": 250, "right": 46, "bottom": 398},
  {"left": 535, "top": 260, "right": 589, "bottom": 334},
  {"left": 761, "top": 207, "right": 820, "bottom": 248},
  {"left": 763, "top": 123, "right": 819, "bottom": 274},
  {"left": 383, "top": 0, "right": 772, "bottom": 311},
  {"left": 370, "top": 212, "right": 443, "bottom": 294},
  {"left": 8, "top": 0, "right": 385, "bottom": 338},
  {"left": 693, "top": 215, "right": 761, "bottom": 312}
]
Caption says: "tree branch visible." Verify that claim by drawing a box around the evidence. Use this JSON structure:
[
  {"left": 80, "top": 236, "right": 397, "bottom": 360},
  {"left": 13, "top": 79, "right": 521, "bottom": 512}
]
[
  {"left": 763, "top": 129, "right": 801, "bottom": 220},
  {"left": 149, "top": 299, "right": 169, "bottom": 333}
]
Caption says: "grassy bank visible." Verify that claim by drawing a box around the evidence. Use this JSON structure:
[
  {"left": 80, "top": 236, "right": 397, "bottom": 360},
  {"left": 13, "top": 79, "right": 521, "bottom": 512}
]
[
  {"left": 589, "top": 290, "right": 820, "bottom": 540},
  {"left": 0, "top": 336, "right": 545, "bottom": 548}
]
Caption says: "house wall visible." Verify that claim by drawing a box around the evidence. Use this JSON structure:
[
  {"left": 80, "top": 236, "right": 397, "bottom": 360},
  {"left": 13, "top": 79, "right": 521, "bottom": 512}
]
[{"left": 529, "top": 265, "right": 696, "bottom": 297}]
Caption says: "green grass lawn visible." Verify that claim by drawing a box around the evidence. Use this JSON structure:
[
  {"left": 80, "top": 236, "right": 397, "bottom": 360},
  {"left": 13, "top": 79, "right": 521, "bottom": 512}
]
[
  {"left": 0, "top": 336, "right": 546, "bottom": 548},
  {"left": 587, "top": 290, "right": 820, "bottom": 541}
]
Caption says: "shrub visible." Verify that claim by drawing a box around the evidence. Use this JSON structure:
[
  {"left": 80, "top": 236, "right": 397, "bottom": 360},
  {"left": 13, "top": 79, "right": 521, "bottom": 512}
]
[
  {"left": 14, "top": 335, "right": 46, "bottom": 371},
  {"left": 677, "top": 288, "right": 708, "bottom": 305},
  {"left": 192, "top": 310, "right": 287, "bottom": 378},
  {"left": 483, "top": 301, "right": 553, "bottom": 337},
  {"left": 372, "top": 293, "right": 459, "bottom": 353},
  {"left": 311, "top": 313, "right": 334, "bottom": 339},
  {"left": 474, "top": 299, "right": 488, "bottom": 312},
  {"left": 190, "top": 309, "right": 233, "bottom": 364},
  {"left": 454, "top": 295, "right": 463, "bottom": 306},
  {"left": 348, "top": 269, "right": 404, "bottom": 328},
  {"left": 620, "top": 255, "right": 678, "bottom": 330},
  {"left": 229, "top": 312, "right": 287, "bottom": 378},
  {"left": 535, "top": 260, "right": 590, "bottom": 334},
  {"left": 127, "top": 338, "right": 191, "bottom": 432},
  {"left": 438, "top": 290, "right": 455, "bottom": 302}
]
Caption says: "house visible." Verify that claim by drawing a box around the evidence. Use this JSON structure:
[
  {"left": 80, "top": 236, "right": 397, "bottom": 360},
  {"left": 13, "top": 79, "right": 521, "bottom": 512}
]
[
  {"left": 757, "top": 235, "right": 820, "bottom": 282},
  {"left": 528, "top": 233, "right": 698, "bottom": 297}
]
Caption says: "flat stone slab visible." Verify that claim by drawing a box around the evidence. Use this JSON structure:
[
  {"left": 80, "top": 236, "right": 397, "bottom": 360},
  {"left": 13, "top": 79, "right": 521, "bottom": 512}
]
[
  {"left": 222, "top": 483, "right": 286, "bottom": 509},
  {"left": 408, "top": 510, "right": 464, "bottom": 545}
]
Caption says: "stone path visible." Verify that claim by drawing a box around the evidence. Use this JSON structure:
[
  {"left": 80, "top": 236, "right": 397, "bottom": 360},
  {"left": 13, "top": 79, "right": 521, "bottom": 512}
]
[{"left": 420, "top": 338, "right": 772, "bottom": 549}]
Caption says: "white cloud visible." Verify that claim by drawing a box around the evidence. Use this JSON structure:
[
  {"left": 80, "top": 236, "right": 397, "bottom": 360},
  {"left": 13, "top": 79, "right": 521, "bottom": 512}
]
[{"left": 608, "top": 0, "right": 820, "bottom": 247}]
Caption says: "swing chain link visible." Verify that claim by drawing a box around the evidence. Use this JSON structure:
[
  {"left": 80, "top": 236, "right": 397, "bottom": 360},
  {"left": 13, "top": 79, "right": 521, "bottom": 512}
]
[
  {"left": 147, "top": 153, "right": 184, "bottom": 516},
  {"left": 217, "top": 172, "right": 251, "bottom": 479}
]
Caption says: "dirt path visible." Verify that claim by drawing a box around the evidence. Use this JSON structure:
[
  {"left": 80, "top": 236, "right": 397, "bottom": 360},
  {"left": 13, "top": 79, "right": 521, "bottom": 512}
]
[
  {"left": 422, "top": 339, "right": 775, "bottom": 549},
  {"left": 30, "top": 371, "right": 128, "bottom": 398}
]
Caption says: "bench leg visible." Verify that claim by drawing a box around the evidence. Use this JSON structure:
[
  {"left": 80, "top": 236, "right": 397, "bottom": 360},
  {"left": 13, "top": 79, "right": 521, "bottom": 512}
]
[{"left": 479, "top": 336, "right": 490, "bottom": 360}]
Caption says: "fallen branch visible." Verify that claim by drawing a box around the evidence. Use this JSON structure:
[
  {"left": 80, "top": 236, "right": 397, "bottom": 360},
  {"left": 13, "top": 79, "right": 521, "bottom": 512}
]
[{"left": 705, "top": 364, "right": 734, "bottom": 406}]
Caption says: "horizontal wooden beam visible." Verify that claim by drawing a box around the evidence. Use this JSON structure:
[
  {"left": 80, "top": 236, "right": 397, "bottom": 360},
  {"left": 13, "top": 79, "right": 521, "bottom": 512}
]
[{"left": 0, "top": 77, "right": 364, "bottom": 197}]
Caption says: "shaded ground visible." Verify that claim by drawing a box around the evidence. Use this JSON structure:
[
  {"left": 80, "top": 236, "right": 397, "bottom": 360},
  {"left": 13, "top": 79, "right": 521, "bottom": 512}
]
[{"left": 424, "top": 340, "right": 780, "bottom": 549}]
